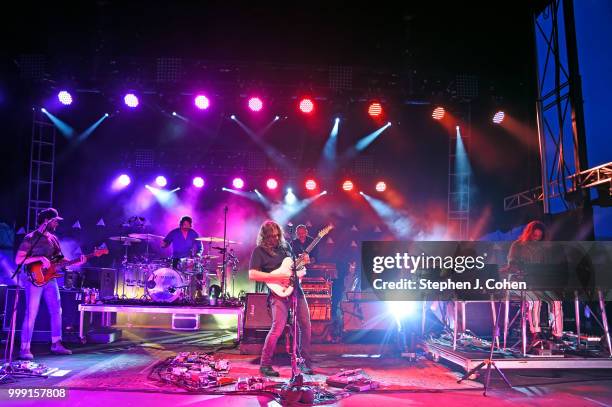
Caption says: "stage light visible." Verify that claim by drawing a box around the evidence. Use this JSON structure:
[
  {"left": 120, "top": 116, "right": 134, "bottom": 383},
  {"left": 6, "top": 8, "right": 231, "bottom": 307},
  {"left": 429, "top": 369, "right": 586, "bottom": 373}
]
[
  {"left": 41, "top": 108, "right": 47, "bottom": 113},
  {"left": 232, "top": 177, "right": 245, "bottom": 189},
  {"left": 155, "top": 176, "right": 167, "bottom": 187},
  {"left": 493, "top": 111, "right": 505, "bottom": 124},
  {"left": 305, "top": 179, "right": 317, "bottom": 191},
  {"left": 248, "top": 97, "right": 263, "bottom": 112},
  {"left": 230, "top": 114, "right": 236, "bottom": 120},
  {"left": 194, "top": 95, "right": 210, "bottom": 110},
  {"left": 124, "top": 93, "right": 139, "bottom": 108},
  {"left": 432, "top": 107, "right": 445, "bottom": 120},
  {"left": 193, "top": 177, "right": 205, "bottom": 188},
  {"left": 299, "top": 98, "right": 314, "bottom": 114},
  {"left": 266, "top": 178, "right": 278, "bottom": 190},
  {"left": 342, "top": 180, "right": 354, "bottom": 191},
  {"left": 104, "top": 113, "right": 109, "bottom": 117},
  {"left": 274, "top": 115, "right": 280, "bottom": 121},
  {"left": 57, "top": 91, "right": 73, "bottom": 105},
  {"left": 368, "top": 102, "right": 383, "bottom": 117},
  {"left": 172, "top": 111, "right": 177, "bottom": 116},
  {"left": 118, "top": 174, "right": 131, "bottom": 187},
  {"left": 375, "top": 181, "right": 387, "bottom": 192},
  {"left": 285, "top": 188, "right": 297, "bottom": 205}
]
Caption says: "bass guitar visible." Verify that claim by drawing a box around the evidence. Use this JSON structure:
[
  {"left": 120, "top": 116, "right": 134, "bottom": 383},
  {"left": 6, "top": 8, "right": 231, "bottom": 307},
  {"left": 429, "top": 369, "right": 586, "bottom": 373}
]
[
  {"left": 26, "top": 247, "right": 109, "bottom": 287},
  {"left": 266, "top": 225, "right": 333, "bottom": 297}
]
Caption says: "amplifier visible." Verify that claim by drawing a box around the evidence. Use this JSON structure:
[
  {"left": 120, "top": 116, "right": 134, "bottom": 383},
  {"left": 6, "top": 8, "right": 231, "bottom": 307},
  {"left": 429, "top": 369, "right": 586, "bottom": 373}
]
[
  {"left": 302, "top": 278, "right": 332, "bottom": 299},
  {"left": 306, "top": 298, "right": 331, "bottom": 321},
  {"left": 243, "top": 293, "right": 272, "bottom": 330},
  {"left": 307, "top": 263, "right": 337, "bottom": 279}
]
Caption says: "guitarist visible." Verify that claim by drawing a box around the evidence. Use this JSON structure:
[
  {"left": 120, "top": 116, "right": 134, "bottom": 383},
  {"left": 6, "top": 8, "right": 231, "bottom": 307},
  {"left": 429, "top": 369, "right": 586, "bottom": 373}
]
[
  {"left": 15, "top": 208, "right": 86, "bottom": 360},
  {"left": 248, "top": 220, "right": 313, "bottom": 377},
  {"left": 291, "top": 224, "right": 318, "bottom": 264}
]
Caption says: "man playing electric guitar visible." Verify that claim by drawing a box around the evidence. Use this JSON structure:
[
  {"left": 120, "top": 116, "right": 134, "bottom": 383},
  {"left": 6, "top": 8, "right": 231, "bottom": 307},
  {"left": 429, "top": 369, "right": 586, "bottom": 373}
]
[
  {"left": 248, "top": 220, "right": 313, "bottom": 377},
  {"left": 15, "top": 208, "right": 87, "bottom": 360}
]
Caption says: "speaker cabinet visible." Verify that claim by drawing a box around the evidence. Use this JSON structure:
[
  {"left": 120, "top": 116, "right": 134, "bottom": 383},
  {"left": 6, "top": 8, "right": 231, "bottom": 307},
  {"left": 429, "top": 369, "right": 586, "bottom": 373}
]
[{"left": 244, "top": 293, "right": 272, "bottom": 330}]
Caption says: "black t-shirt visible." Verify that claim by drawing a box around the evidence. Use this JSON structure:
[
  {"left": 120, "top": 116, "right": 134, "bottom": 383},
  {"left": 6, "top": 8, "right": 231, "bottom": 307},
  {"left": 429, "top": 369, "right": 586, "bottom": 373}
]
[
  {"left": 291, "top": 236, "right": 318, "bottom": 260},
  {"left": 249, "top": 244, "right": 293, "bottom": 273},
  {"left": 18, "top": 231, "right": 63, "bottom": 259}
]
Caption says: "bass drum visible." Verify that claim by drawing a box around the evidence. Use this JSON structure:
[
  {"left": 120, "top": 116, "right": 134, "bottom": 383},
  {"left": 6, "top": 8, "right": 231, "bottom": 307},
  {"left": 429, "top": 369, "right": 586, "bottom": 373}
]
[{"left": 146, "top": 267, "right": 184, "bottom": 302}]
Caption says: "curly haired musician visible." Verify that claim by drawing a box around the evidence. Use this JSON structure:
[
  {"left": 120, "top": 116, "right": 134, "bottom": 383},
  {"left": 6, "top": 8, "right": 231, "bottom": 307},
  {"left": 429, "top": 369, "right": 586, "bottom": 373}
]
[
  {"left": 248, "top": 220, "right": 313, "bottom": 377},
  {"left": 508, "top": 220, "right": 563, "bottom": 343},
  {"left": 15, "top": 208, "right": 86, "bottom": 360}
]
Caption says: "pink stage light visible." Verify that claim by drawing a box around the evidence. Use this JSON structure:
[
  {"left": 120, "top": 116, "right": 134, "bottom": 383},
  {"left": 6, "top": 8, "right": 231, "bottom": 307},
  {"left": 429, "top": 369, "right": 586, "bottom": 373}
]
[
  {"left": 193, "top": 177, "right": 205, "bottom": 188},
  {"left": 342, "top": 180, "right": 354, "bottom": 191},
  {"left": 375, "top": 181, "right": 387, "bottom": 192},
  {"left": 232, "top": 178, "right": 245, "bottom": 189},
  {"left": 266, "top": 178, "right": 278, "bottom": 190},
  {"left": 117, "top": 174, "right": 131, "bottom": 187},
  {"left": 194, "top": 95, "right": 210, "bottom": 110},
  {"left": 248, "top": 97, "right": 263, "bottom": 112}
]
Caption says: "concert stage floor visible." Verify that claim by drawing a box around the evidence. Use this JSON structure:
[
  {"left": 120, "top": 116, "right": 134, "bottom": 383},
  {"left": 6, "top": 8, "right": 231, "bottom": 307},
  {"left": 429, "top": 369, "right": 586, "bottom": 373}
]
[{"left": 2, "top": 329, "right": 612, "bottom": 406}]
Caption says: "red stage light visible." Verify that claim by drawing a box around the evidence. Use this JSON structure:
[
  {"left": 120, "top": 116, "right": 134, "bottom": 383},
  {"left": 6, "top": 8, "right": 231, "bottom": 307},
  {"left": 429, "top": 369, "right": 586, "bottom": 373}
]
[
  {"left": 432, "top": 107, "right": 445, "bottom": 120},
  {"left": 248, "top": 97, "right": 263, "bottom": 112},
  {"left": 299, "top": 98, "right": 314, "bottom": 114},
  {"left": 375, "top": 181, "right": 387, "bottom": 192},
  {"left": 305, "top": 179, "right": 317, "bottom": 191},
  {"left": 342, "top": 180, "right": 354, "bottom": 191},
  {"left": 493, "top": 111, "right": 505, "bottom": 124},
  {"left": 368, "top": 102, "right": 383, "bottom": 117}
]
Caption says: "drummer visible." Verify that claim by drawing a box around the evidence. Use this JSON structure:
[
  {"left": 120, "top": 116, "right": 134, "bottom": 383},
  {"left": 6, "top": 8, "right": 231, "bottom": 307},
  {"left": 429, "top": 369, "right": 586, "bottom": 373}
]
[{"left": 161, "top": 216, "right": 204, "bottom": 260}]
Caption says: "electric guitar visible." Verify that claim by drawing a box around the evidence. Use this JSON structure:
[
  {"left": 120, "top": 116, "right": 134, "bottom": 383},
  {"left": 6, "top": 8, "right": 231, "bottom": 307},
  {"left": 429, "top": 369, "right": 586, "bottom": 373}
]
[
  {"left": 26, "top": 247, "right": 109, "bottom": 287},
  {"left": 266, "top": 225, "right": 333, "bottom": 298}
]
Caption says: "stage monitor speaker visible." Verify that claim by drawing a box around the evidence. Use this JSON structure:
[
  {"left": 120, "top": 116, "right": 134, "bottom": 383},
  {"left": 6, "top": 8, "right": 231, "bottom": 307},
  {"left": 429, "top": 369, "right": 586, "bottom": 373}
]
[
  {"left": 2, "top": 287, "right": 82, "bottom": 343},
  {"left": 243, "top": 293, "right": 272, "bottom": 330}
]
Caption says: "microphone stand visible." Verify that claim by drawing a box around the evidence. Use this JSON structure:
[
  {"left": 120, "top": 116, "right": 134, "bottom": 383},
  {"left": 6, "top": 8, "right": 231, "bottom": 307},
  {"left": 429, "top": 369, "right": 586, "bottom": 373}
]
[
  {"left": 288, "top": 248, "right": 303, "bottom": 384},
  {"left": 220, "top": 206, "right": 228, "bottom": 300},
  {"left": 2, "top": 221, "right": 52, "bottom": 383}
]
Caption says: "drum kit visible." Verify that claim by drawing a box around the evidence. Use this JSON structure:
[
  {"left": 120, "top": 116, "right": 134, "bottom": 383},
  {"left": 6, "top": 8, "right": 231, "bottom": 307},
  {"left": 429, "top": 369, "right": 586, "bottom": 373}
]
[{"left": 107, "top": 229, "right": 240, "bottom": 303}]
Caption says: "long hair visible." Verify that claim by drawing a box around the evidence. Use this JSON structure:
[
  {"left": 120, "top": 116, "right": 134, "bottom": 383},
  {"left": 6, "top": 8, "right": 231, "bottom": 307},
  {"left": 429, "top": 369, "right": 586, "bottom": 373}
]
[
  {"left": 256, "top": 220, "right": 287, "bottom": 255},
  {"left": 517, "top": 220, "right": 547, "bottom": 242}
]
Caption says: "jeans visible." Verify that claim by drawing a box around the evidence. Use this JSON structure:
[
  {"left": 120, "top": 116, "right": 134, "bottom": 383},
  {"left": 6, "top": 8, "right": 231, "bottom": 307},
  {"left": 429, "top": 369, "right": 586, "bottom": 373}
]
[
  {"left": 261, "top": 293, "right": 312, "bottom": 367},
  {"left": 21, "top": 277, "right": 63, "bottom": 348}
]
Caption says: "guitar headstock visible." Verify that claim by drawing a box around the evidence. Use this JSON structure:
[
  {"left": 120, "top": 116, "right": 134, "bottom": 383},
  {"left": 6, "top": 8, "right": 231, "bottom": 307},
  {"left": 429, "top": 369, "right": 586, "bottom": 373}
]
[
  {"left": 318, "top": 224, "right": 334, "bottom": 238},
  {"left": 94, "top": 247, "right": 109, "bottom": 257}
]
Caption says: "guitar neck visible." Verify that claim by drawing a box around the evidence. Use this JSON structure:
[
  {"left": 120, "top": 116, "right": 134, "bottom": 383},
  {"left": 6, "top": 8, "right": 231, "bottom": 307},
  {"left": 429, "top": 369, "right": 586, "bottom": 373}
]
[
  {"left": 59, "top": 252, "right": 94, "bottom": 267},
  {"left": 303, "top": 235, "right": 323, "bottom": 254}
]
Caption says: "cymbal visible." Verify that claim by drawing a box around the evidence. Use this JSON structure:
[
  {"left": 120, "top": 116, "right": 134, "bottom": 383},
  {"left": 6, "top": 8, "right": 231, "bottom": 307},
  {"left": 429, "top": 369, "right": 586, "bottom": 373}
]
[
  {"left": 129, "top": 233, "right": 164, "bottom": 240},
  {"left": 109, "top": 236, "right": 142, "bottom": 243},
  {"left": 202, "top": 255, "right": 219, "bottom": 259},
  {"left": 196, "top": 237, "right": 241, "bottom": 244}
]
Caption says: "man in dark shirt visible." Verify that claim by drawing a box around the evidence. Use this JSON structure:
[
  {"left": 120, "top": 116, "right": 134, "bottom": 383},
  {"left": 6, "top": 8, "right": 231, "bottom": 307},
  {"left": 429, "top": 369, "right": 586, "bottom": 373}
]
[
  {"left": 15, "top": 208, "right": 86, "bottom": 360},
  {"left": 248, "top": 220, "right": 312, "bottom": 377},
  {"left": 161, "top": 216, "right": 203, "bottom": 259},
  {"left": 291, "top": 224, "right": 317, "bottom": 263}
]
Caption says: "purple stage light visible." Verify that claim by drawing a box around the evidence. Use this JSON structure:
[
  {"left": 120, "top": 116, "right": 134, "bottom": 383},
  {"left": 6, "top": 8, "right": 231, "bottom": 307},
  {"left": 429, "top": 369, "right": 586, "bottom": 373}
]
[
  {"left": 248, "top": 97, "right": 263, "bottom": 112},
  {"left": 232, "top": 178, "right": 245, "bottom": 189},
  {"left": 124, "top": 93, "right": 139, "bottom": 108},
  {"left": 194, "top": 95, "right": 210, "bottom": 110},
  {"left": 118, "top": 174, "right": 131, "bottom": 187},
  {"left": 493, "top": 111, "right": 505, "bottom": 124},
  {"left": 155, "top": 176, "right": 168, "bottom": 187},
  {"left": 193, "top": 176, "right": 205, "bottom": 188},
  {"left": 57, "top": 91, "right": 73, "bottom": 105}
]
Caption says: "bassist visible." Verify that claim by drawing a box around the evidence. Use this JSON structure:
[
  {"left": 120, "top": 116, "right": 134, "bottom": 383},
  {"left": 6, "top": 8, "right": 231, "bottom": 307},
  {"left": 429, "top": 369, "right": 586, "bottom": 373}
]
[
  {"left": 248, "top": 220, "right": 313, "bottom": 377},
  {"left": 15, "top": 208, "right": 86, "bottom": 360}
]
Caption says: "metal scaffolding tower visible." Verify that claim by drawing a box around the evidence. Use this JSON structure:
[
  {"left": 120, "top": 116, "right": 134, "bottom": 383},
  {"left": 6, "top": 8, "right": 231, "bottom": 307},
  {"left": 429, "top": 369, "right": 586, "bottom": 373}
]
[{"left": 26, "top": 110, "right": 57, "bottom": 231}]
